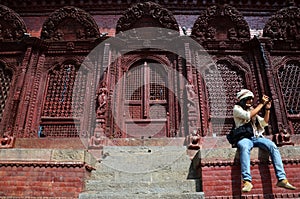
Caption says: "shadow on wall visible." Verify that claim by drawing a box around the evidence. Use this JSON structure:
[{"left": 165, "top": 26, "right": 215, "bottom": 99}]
[
  {"left": 187, "top": 150, "right": 203, "bottom": 192},
  {"left": 231, "top": 151, "right": 242, "bottom": 197}
]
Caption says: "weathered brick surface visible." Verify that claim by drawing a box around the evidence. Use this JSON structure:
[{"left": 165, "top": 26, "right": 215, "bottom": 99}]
[
  {"left": 0, "top": 165, "right": 87, "bottom": 198},
  {"left": 0, "top": 149, "right": 96, "bottom": 198}
]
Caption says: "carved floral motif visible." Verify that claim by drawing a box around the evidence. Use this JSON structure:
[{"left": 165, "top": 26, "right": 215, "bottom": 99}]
[
  {"left": 263, "top": 6, "right": 300, "bottom": 41},
  {"left": 41, "top": 6, "right": 100, "bottom": 41},
  {"left": 191, "top": 4, "right": 250, "bottom": 42},
  {"left": 0, "top": 5, "right": 27, "bottom": 41},
  {"left": 116, "top": 1, "right": 179, "bottom": 33}
]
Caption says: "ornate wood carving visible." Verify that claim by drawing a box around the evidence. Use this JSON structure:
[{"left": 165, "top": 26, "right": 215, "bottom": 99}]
[
  {"left": 263, "top": 6, "right": 300, "bottom": 41},
  {"left": 0, "top": 5, "right": 27, "bottom": 41},
  {"left": 191, "top": 4, "right": 250, "bottom": 44},
  {"left": 116, "top": 1, "right": 179, "bottom": 33},
  {"left": 41, "top": 6, "right": 100, "bottom": 41}
]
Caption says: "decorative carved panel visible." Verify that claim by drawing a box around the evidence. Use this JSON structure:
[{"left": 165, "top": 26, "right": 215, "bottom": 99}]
[
  {"left": 191, "top": 4, "right": 250, "bottom": 43},
  {"left": 116, "top": 1, "right": 179, "bottom": 33},
  {"left": 0, "top": 5, "right": 27, "bottom": 41},
  {"left": 263, "top": 6, "right": 300, "bottom": 41},
  {"left": 41, "top": 6, "right": 100, "bottom": 41}
]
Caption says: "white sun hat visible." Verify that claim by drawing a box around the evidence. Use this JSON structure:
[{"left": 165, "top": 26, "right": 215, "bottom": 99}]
[{"left": 236, "top": 89, "right": 254, "bottom": 101}]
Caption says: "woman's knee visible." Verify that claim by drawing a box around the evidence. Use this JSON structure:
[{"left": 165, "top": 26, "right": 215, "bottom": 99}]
[
  {"left": 237, "top": 138, "right": 252, "bottom": 151},
  {"left": 259, "top": 138, "right": 278, "bottom": 151}
]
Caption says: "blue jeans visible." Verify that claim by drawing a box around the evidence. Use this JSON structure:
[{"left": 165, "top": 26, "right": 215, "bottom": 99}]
[{"left": 237, "top": 137, "right": 286, "bottom": 182}]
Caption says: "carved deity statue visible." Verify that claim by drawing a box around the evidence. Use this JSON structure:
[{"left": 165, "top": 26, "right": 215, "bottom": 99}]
[
  {"left": 96, "top": 83, "right": 108, "bottom": 118},
  {"left": 89, "top": 127, "right": 106, "bottom": 147},
  {"left": 0, "top": 129, "right": 14, "bottom": 148}
]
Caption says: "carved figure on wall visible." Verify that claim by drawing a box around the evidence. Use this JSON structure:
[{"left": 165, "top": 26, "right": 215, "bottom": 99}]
[
  {"left": 287, "top": 20, "right": 300, "bottom": 40},
  {"left": 66, "top": 42, "right": 75, "bottom": 50},
  {"left": 186, "top": 83, "right": 197, "bottom": 105},
  {"left": 0, "top": 128, "right": 14, "bottom": 148},
  {"left": 96, "top": 84, "right": 108, "bottom": 118},
  {"left": 89, "top": 127, "right": 106, "bottom": 148},
  {"left": 187, "top": 129, "right": 202, "bottom": 150},
  {"left": 206, "top": 27, "right": 216, "bottom": 41},
  {"left": 273, "top": 124, "right": 294, "bottom": 146},
  {"left": 186, "top": 83, "right": 199, "bottom": 134},
  {"left": 53, "top": 30, "right": 64, "bottom": 41},
  {"left": 228, "top": 27, "right": 238, "bottom": 41}
]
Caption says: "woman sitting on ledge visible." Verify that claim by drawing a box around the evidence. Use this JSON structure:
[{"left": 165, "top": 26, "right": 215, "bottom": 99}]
[{"left": 233, "top": 89, "right": 296, "bottom": 192}]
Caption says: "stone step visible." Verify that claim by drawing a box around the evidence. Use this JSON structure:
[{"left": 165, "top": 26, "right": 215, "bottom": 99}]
[
  {"left": 80, "top": 145, "right": 202, "bottom": 198},
  {"left": 89, "top": 169, "right": 191, "bottom": 182},
  {"left": 98, "top": 146, "right": 191, "bottom": 174},
  {"left": 84, "top": 180, "right": 197, "bottom": 193},
  {"left": 102, "top": 145, "right": 188, "bottom": 154},
  {"left": 79, "top": 192, "right": 205, "bottom": 199}
]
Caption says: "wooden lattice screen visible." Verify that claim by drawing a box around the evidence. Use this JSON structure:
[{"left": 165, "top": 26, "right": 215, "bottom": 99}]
[
  {"left": 41, "top": 63, "right": 88, "bottom": 137},
  {"left": 0, "top": 64, "right": 12, "bottom": 123},
  {"left": 278, "top": 61, "right": 300, "bottom": 134},
  {"left": 205, "top": 61, "right": 245, "bottom": 135}
]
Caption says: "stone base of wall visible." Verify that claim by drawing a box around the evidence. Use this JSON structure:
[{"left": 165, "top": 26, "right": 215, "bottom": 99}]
[
  {"left": 0, "top": 149, "right": 96, "bottom": 198},
  {"left": 192, "top": 146, "right": 300, "bottom": 198}
]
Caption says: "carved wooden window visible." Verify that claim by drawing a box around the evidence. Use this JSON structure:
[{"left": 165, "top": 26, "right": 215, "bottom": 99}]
[
  {"left": 278, "top": 61, "right": 300, "bottom": 134},
  {"left": 0, "top": 63, "right": 12, "bottom": 122},
  {"left": 125, "top": 61, "right": 167, "bottom": 120},
  {"left": 205, "top": 61, "right": 245, "bottom": 135},
  {"left": 41, "top": 63, "right": 88, "bottom": 137}
]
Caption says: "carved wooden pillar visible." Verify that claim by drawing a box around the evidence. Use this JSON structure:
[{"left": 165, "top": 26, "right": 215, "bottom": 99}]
[
  {"left": 11, "top": 45, "right": 32, "bottom": 137},
  {"left": 26, "top": 51, "right": 46, "bottom": 134},
  {"left": 195, "top": 51, "right": 208, "bottom": 136},
  {"left": 177, "top": 56, "right": 186, "bottom": 137},
  {"left": 14, "top": 38, "right": 48, "bottom": 137},
  {"left": 184, "top": 43, "right": 201, "bottom": 134},
  {"left": 256, "top": 38, "right": 283, "bottom": 134}
]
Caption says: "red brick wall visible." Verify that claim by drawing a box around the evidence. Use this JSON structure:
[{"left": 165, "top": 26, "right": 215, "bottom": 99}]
[
  {"left": 0, "top": 163, "right": 90, "bottom": 198},
  {"left": 201, "top": 161, "right": 300, "bottom": 198}
]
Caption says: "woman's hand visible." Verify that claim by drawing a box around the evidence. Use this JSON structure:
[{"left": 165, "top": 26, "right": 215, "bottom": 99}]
[
  {"left": 261, "top": 94, "right": 270, "bottom": 105},
  {"left": 265, "top": 100, "right": 272, "bottom": 110}
]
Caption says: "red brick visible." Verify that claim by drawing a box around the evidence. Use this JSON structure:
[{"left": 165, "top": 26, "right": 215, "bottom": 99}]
[{"left": 0, "top": 164, "right": 89, "bottom": 198}]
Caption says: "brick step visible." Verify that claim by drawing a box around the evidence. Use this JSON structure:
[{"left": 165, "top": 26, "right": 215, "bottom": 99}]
[{"left": 79, "top": 192, "right": 205, "bottom": 199}]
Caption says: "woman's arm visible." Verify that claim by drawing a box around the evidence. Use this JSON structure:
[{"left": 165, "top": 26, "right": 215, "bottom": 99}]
[
  {"left": 263, "top": 101, "right": 272, "bottom": 123},
  {"left": 250, "top": 95, "right": 270, "bottom": 119}
]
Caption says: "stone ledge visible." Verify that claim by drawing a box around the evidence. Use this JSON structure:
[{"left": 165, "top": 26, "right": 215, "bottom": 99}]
[
  {"left": 0, "top": 148, "right": 97, "bottom": 170},
  {"left": 192, "top": 146, "right": 300, "bottom": 167},
  {"left": 14, "top": 138, "right": 85, "bottom": 149}
]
